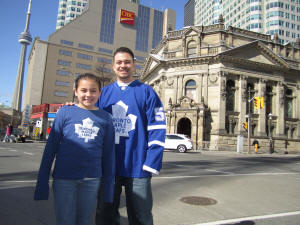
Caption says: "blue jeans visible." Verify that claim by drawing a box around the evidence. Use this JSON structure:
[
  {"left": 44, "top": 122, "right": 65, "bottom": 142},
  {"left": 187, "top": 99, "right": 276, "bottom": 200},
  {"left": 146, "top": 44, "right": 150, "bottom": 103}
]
[
  {"left": 96, "top": 176, "right": 153, "bottom": 225},
  {"left": 53, "top": 178, "right": 100, "bottom": 225}
]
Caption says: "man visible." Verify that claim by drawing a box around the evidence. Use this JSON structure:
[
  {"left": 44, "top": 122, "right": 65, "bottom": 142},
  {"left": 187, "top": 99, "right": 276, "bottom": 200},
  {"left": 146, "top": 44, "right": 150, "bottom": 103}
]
[{"left": 96, "top": 47, "right": 166, "bottom": 225}]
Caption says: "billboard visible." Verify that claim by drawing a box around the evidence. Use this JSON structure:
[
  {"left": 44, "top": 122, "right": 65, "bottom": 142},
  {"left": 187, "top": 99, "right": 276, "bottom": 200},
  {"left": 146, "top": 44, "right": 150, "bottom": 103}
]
[{"left": 120, "top": 9, "right": 135, "bottom": 26}]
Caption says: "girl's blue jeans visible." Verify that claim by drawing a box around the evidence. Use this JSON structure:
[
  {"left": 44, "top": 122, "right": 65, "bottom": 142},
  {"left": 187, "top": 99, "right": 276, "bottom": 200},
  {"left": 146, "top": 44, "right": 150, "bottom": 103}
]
[{"left": 53, "top": 178, "right": 100, "bottom": 225}]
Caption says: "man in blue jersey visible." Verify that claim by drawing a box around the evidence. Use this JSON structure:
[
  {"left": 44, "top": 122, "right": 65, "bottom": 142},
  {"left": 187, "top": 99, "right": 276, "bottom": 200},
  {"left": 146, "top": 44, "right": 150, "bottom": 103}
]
[{"left": 96, "top": 47, "right": 166, "bottom": 225}]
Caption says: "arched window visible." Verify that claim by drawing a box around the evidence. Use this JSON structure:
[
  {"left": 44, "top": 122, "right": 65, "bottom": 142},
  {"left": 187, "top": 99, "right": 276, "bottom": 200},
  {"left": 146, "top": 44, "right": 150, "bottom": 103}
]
[
  {"left": 187, "top": 40, "right": 197, "bottom": 57},
  {"left": 185, "top": 79, "right": 196, "bottom": 100},
  {"left": 285, "top": 88, "right": 293, "bottom": 118},
  {"left": 266, "top": 85, "right": 273, "bottom": 115},
  {"left": 226, "top": 80, "right": 235, "bottom": 112}
]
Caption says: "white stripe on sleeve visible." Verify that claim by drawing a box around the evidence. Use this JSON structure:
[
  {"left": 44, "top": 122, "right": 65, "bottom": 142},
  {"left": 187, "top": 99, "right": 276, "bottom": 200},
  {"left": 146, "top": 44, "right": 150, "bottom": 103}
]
[
  {"left": 147, "top": 125, "right": 166, "bottom": 130},
  {"left": 148, "top": 140, "right": 165, "bottom": 147}
]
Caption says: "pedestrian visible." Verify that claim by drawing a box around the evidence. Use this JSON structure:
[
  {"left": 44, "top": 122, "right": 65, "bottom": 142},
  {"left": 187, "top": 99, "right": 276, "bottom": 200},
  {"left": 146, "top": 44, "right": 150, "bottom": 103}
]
[
  {"left": 252, "top": 139, "right": 259, "bottom": 153},
  {"left": 95, "top": 47, "right": 166, "bottom": 225},
  {"left": 46, "top": 126, "right": 52, "bottom": 139},
  {"left": 2, "top": 123, "right": 12, "bottom": 143},
  {"left": 34, "top": 73, "right": 115, "bottom": 225}
]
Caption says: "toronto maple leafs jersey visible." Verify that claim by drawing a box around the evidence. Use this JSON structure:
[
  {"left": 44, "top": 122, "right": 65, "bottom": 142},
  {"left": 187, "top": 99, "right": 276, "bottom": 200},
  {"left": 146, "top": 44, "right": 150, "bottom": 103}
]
[
  {"left": 97, "top": 80, "right": 166, "bottom": 178},
  {"left": 34, "top": 105, "right": 115, "bottom": 202}
]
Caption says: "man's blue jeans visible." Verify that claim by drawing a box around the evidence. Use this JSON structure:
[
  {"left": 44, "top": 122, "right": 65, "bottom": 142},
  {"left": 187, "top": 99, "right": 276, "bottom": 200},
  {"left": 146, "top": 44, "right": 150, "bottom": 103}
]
[
  {"left": 96, "top": 176, "right": 153, "bottom": 225},
  {"left": 53, "top": 178, "right": 100, "bottom": 225}
]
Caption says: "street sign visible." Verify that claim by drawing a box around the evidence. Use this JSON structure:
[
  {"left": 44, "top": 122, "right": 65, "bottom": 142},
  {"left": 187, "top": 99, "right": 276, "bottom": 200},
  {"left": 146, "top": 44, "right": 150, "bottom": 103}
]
[{"left": 36, "top": 120, "right": 42, "bottom": 128}]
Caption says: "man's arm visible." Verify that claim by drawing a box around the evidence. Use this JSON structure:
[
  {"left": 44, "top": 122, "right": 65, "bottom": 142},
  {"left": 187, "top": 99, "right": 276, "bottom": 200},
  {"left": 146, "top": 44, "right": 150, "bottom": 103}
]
[{"left": 143, "top": 88, "right": 166, "bottom": 175}]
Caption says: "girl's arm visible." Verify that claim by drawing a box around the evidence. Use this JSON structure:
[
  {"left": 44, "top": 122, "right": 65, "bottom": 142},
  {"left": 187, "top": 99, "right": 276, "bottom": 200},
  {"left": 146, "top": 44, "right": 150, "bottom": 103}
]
[
  {"left": 101, "top": 116, "right": 116, "bottom": 203},
  {"left": 34, "top": 108, "right": 64, "bottom": 200}
]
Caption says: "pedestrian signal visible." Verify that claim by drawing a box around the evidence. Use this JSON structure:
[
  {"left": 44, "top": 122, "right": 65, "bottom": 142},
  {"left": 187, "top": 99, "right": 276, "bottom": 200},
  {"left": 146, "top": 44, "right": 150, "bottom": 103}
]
[
  {"left": 243, "top": 122, "right": 248, "bottom": 131},
  {"left": 254, "top": 97, "right": 260, "bottom": 110},
  {"left": 260, "top": 97, "right": 264, "bottom": 109}
]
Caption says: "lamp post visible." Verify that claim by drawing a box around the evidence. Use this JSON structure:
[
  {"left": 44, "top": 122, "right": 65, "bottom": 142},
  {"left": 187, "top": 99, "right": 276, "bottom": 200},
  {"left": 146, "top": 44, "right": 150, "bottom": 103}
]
[
  {"left": 245, "top": 114, "right": 250, "bottom": 154},
  {"left": 268, "top": 113, "right": 273, "bottom": 154}
]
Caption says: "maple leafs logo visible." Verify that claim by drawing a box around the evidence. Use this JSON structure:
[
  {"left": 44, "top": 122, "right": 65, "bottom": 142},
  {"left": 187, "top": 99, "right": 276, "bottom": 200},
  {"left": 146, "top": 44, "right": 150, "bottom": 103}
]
[
  {"left": 74, "top": 118, "right": 99, "bottom": 143},
  {"left": 111, "top": 101, "right": 137, "bottom": 144}
]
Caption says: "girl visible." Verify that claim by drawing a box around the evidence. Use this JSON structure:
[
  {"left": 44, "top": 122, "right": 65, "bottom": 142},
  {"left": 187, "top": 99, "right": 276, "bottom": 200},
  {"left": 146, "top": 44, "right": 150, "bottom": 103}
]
[{"left": 34, "top": 73, "right": 115, "bottom": 225}]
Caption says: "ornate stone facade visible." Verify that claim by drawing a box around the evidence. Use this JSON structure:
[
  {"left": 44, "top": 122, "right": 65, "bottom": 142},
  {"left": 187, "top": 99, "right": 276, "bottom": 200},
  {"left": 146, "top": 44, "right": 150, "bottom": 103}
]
[{"left": 141, "top": 22, "right": 300, "bottom": 153}]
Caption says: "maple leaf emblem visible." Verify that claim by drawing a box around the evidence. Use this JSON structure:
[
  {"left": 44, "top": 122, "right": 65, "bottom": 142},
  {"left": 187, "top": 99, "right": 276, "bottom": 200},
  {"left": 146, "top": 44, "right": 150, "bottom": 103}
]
[
  {"left": 111, "top": 101, "right": 137, "bottom": 144},
  {"left": 74, "top": 117, "right": 99, "bottom": 143}
]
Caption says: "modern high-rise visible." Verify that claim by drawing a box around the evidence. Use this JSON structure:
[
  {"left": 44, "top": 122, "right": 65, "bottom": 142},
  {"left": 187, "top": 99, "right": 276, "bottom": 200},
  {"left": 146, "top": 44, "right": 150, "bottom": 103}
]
[
  {"left": 25, "top": 0, "right": 176, "bottom": 109},
  {"left": 185, "top": 0, "right": 300, "bottom": 45},
  {"left": 56, "top": 0, "right": 140, "bottom": 29},
  {"left": 184, "top": 0, "right": 194, "bottom": 27}
]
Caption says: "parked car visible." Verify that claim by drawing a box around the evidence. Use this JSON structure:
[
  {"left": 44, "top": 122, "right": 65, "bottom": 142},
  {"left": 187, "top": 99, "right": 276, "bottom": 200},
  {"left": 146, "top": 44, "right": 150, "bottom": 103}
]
[{"left": 164, "top": 134, "right": 193, "bottom": 153}]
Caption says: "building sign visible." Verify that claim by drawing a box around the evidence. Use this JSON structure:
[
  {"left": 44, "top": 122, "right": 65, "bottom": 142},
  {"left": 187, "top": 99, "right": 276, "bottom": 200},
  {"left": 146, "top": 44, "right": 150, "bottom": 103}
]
[{"left": 120, "top": 9, "right": 135, "bottom": 26}]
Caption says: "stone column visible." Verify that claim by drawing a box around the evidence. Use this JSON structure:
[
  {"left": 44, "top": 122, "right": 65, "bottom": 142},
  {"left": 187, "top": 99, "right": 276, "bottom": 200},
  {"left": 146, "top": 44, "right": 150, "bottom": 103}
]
[
  {"left": 296, "top": 84, "right": 300, "bottom": 138},
  {"left": 275, "top": 82, "right": 285, "bottom": 137},
  {"left": 257, "top": 79, "right": 267, "bottom": 136},
  {"left": 178, "top": 76, "right": 184, "bottom": 101},
  {"left": 217, "top": 72, "right": 227, "bottom": 134},
  {"left": 197, "top": 107, "right": 204, "bottom": 149},
  {"left": 238, "top": 75, "right": 248, "bottom": 134}
]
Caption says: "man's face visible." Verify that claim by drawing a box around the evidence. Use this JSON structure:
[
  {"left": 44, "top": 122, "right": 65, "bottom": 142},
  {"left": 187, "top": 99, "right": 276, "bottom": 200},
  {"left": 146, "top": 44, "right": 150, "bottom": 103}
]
[{"left": 113, "top": 52, "right": 136, "bottom": 82}]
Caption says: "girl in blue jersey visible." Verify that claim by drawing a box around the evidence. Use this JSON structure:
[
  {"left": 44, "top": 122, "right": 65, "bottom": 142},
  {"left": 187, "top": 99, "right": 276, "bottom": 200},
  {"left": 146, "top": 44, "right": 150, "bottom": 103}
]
[{"left": 34, "top": 73, "right": 115, "bottom": 225}]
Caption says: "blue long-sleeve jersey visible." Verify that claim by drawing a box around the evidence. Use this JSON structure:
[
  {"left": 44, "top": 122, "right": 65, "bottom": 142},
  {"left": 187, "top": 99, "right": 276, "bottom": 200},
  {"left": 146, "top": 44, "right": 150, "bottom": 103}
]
[
  {"left": 96, "top": 80, "right": 166, "bottom": 178},
  {"left": 34, "top": 105, "right": 115, "bottom": 202}
]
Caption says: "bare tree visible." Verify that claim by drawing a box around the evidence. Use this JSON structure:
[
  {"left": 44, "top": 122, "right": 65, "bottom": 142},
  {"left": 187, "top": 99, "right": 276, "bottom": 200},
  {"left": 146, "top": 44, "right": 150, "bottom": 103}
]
[{"left": 94, "top": 60, "right": 113, "bottom": 87}]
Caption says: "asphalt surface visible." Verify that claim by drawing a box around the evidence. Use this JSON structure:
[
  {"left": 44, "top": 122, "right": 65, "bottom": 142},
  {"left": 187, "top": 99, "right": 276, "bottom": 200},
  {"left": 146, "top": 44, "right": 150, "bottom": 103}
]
[{"left": 0, "top": 142, "right": 300, "bottom": 225}]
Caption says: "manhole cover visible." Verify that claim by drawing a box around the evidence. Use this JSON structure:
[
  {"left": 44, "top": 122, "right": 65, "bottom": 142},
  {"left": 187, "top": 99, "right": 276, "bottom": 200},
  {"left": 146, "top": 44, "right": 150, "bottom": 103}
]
[{"left": 180, "top": 196, "right": 217, "bottom": 206}]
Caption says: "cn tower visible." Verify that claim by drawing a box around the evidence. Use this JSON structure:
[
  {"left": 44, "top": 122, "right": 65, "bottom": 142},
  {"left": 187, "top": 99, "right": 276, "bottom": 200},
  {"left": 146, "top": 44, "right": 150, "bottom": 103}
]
[{"left": 11, "top": 0, "right": 33, "bottom": 112}]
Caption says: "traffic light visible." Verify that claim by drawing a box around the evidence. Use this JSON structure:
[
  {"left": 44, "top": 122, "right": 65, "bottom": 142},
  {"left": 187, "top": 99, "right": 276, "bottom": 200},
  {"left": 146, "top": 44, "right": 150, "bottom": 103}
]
[
  {"left": 254, "top": 97, "right": 260, "bottom": 110},
  {"left": 260, "top": 97, "right": 264, "bottom": 109},
  {"left": 243, "top": 122, "right": 248, "bottom": 131}
]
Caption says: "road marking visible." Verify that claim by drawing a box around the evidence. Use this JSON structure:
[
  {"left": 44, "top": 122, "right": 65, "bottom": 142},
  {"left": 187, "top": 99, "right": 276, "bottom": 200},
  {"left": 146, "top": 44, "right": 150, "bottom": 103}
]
[
  {"left": 1, "top": 180, "right": 37, "bottom": 183},
  {"left": 193, "top": 211, "right": 300, "bottom": 225},
  {"left": 205, "top": 169, "right": 233, "bottom": 174},
  {"left": 24, "top": 152, "right": 34, "bottom": 155},
  {"left": 155, "top": 172, "right": 300, "bottom": 179}
]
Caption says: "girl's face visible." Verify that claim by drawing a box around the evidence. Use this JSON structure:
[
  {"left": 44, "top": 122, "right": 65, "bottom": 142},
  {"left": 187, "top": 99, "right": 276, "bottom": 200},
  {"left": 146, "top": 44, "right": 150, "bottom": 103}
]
[{"left": 74, "top": 78, "right": 101, "bottom": 110}]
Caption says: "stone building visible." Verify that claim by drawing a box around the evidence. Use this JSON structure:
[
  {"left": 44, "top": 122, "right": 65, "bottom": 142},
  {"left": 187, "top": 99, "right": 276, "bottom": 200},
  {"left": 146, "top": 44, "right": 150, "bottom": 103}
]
[{"left": 141, "top": 18, "right": 300, "bottom": 153}]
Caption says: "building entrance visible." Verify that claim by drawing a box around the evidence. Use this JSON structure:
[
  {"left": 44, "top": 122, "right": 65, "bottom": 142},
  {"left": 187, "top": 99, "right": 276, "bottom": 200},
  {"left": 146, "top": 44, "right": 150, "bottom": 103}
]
[{"left": 177, "top": 118, "right": 191, "bottom": 137}]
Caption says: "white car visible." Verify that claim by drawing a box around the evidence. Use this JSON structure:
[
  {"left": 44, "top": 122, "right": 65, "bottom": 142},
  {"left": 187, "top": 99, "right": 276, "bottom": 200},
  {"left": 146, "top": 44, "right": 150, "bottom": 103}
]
[{"left": 164, "top": 134, "right": 193, "bottom": 153}]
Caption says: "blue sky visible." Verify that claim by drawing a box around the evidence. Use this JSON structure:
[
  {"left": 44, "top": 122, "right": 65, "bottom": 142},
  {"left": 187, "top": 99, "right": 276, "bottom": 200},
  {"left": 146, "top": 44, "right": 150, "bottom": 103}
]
[{"left": 0, "top": 0, "right": 185, "bottom": 107}]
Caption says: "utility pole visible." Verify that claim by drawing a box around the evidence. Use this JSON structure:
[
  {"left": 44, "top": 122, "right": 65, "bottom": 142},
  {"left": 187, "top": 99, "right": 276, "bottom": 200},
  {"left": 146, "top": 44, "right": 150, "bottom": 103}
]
[{"left": 247, "top": 87, "right": 252, "bottom": 154}]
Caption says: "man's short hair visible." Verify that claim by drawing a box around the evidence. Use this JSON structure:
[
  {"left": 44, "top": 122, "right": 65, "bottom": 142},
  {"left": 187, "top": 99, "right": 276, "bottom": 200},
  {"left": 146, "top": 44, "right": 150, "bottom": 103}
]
[{"left": 114, "top": 47, "right": 135, "bottom": 61}]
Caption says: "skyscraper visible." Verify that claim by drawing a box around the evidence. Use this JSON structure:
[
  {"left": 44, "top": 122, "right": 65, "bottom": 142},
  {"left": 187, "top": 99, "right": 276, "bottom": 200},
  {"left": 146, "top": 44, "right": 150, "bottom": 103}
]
[
  {"left": 184, "top": 0, "right": 194, "bottom": 27},
  {"left": 185, "top": 0, "right": 300, "bottom": 45},
  {"left": 56, "top": 0, "right": 140, "bottom": 29}
]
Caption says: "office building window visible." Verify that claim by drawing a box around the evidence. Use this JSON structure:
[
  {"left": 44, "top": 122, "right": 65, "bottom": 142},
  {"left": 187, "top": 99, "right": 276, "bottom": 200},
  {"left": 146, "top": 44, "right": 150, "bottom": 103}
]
[
  {"left": 54, "top": 91, "right": 68, "bottom": 97},
  {"left": 78, "top": 43, "right": 94, "bottom": 50},
  {"left": 97, "top": 57, "right": 112, "bottom": 64},
  {"left": 61, "top": 40, "right": 74, "bottom": 46},
  {"left": 59, "top": 49, "right": 73, "bottom": 56},
  {"left": 58, "top": 60, "right": 72, "bottom": 67},
  {"left": 136, "top": 5, "right": 150, "bottom": 52},
  {"left": 76, "top": 63, "right": 92, "bottom": 70},
  {"left": 56, "top": 70, "right": 71, "bottom": 76},
  {"left": 77, "top": 53, "right": 93, "bottom": 60},
  {"left": 100, "top": 0, "right": 117, "bottom": 44},
  {"left": 56, "top": 80, "right": 70, "bottom": 87},
  {"left": 152, "top": 10, "right": 163, "bottom": 49},
  {"left": 98, "top": 48, "right": 113, "bottom": 54},
  {"left": 135, "top": 55, "right": 146, "bottom": 61}
]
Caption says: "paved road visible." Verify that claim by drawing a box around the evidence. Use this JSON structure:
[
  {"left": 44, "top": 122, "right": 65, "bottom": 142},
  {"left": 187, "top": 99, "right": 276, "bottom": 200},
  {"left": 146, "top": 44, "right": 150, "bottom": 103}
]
[{"left": 0, "top": 142, "right": 300, "bottom": 225}]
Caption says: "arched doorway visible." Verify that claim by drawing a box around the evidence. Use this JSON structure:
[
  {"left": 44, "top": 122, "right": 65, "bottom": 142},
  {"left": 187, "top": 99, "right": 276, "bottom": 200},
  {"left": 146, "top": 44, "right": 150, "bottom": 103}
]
[{"left": 177, "top": 118, "right": 191, "bottom": 137}]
